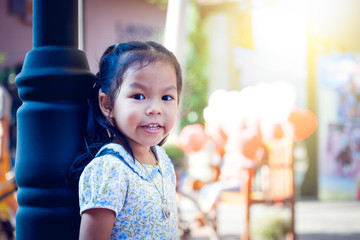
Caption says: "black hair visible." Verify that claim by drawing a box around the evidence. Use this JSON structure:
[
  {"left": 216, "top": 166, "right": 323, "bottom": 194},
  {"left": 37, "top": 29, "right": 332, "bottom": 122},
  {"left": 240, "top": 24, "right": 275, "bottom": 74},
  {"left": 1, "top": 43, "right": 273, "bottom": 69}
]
[{"left": 67, "top": 41, "right": 183, "bottom": 185}]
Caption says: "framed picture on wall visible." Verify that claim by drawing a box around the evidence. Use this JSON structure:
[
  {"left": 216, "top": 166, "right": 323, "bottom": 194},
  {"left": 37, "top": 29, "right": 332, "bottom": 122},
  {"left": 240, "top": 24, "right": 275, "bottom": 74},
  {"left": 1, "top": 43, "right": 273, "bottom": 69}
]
[
  {"left": 318, "top": 53, "right": 360, "bottom": 200},
  {"left": 319, "top": 123, "right": 360, "bottom": 200}
]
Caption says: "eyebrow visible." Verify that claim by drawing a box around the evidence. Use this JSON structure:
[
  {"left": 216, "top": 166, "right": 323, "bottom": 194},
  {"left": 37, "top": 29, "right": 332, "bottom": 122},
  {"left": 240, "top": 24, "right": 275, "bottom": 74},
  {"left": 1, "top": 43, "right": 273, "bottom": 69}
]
[
  {"left": 129, "top": 82, "right": 146, "bottom": 90},
  {"left": 129, "top": 82, "right": 177, "bottom": 92}
]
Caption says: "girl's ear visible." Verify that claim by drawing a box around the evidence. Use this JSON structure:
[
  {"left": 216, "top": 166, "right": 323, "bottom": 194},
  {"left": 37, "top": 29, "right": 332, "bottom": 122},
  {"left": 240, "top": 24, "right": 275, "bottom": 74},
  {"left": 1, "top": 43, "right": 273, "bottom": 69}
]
[{"left": 99, "top": 90, "right": 114, "bottom": 118}]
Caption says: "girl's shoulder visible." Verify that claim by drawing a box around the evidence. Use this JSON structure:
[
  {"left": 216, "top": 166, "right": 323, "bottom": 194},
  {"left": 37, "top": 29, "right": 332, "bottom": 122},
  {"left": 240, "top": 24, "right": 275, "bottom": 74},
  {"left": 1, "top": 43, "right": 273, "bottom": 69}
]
[
  {"left": 84, "top": 143, "right": 133, "bottom": 173},
  {"left": 96, "top": 143, "right": 169, "bottom": 162},
  {"left": 96, "top": 142, "right": 132, "bottom": 159}
]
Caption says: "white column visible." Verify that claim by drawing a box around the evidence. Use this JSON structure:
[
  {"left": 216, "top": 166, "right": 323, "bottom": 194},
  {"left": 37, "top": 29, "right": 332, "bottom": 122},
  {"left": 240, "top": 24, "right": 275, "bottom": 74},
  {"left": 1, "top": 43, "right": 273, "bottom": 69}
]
[
  {"left": 78, "top": 0, "right": 84, "bottom": 50},
  {"left": 164, "top": 0, "right": 189, "bottom": 67}
]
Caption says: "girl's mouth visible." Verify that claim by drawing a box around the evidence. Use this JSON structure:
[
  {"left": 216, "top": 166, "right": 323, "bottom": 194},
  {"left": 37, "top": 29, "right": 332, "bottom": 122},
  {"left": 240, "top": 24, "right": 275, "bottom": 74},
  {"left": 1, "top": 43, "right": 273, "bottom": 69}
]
[
  {"left": 144, "top": 124, "right": 161, "bottom": 130},
  {"left": 142, "top": 124, "right": 163, "bottom": 134}
]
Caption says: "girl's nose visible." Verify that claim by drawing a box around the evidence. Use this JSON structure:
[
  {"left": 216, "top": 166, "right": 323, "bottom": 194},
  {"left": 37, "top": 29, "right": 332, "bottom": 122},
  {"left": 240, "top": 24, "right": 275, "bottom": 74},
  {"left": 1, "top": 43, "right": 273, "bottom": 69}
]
[{"left": 146, "top": 100, "right": 162, "bottom": 115}]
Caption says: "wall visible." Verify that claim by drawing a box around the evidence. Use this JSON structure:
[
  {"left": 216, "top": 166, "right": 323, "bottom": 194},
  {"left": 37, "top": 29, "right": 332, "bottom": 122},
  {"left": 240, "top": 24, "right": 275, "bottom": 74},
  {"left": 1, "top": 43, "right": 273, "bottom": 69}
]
[
  {"left": 84, "top": 0, "right": 167, "bottom": 73},
  {"left": 0, "top": 0, "right": 167, "bottom": 73},
  {"left": 307, "top": 0, "right": 360, "bottom": 199},
  {"left": 0, "top": 0, "right": 32, "bottom": 69}
]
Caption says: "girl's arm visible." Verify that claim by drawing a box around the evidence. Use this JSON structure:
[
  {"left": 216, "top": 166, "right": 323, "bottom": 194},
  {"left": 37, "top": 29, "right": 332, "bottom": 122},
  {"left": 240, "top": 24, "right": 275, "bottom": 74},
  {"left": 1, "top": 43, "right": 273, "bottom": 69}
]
[{"left": 79, "top": 208, "right": 115, "bottom": 240}]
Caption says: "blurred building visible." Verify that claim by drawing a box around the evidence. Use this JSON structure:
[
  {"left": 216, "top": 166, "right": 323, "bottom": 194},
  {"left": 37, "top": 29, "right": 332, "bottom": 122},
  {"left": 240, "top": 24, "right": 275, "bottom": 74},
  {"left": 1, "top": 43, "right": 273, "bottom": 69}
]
[
  {"left": 1, "top": 0, "right": 167, "bottom": 71},
  {"left": 2, "top": 0, "right": 360, "bottom": 200},
  {"left": 197, "top": 0, "right": 360, "bottom": 200},
  {"left": 0, "top": 0, "right": 167, "bottom": 166}
]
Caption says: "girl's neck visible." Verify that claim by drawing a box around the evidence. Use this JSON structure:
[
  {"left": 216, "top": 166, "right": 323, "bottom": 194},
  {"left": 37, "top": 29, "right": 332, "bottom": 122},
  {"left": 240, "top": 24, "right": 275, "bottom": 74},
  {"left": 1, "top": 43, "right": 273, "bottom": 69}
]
[
  {"left": 132, "top": 145, "right": 157, "bottom": 165},
  {"left": 112, "top": 139, "right": 157, "bottom": 165}
]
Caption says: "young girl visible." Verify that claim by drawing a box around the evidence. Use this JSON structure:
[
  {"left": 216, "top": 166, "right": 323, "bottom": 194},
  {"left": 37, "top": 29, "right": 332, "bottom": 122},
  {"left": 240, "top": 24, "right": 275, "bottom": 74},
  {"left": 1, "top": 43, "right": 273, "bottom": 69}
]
[{"left": 68, "top": 41, "right": 182, "bottom": 239}]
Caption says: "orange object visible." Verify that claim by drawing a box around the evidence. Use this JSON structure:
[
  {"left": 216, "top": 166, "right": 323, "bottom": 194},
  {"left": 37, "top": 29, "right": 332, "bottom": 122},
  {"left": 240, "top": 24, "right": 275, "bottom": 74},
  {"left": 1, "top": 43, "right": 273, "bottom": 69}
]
[
  {"left": 288, "top": 107, "right": 318, "bottom": 141},
  {"left": 178, "top": 124, "right": 207, "bottom": 154},
  {"left": 239, "top": 127, "right": 263, "bottom": 160},
  {"left": 272, "top": 123, "right": 285, "bottom": 139}
]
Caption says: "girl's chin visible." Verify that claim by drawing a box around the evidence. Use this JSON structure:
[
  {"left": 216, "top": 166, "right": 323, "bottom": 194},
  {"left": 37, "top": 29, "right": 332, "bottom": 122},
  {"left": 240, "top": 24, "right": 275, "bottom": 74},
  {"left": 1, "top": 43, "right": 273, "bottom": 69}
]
[
  {"left": 129, "top": 139, "right": 165, "bottom": 148},
  {"left": 140, "top": 134, "right": 167, "bottom": 146}
]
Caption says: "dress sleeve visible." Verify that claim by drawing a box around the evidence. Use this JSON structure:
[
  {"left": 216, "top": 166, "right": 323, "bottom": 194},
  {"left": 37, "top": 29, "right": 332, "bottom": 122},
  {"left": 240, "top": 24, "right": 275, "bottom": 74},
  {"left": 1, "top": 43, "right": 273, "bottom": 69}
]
[{"left": 79, "top": 156, "right": 127, "bottom": 217}]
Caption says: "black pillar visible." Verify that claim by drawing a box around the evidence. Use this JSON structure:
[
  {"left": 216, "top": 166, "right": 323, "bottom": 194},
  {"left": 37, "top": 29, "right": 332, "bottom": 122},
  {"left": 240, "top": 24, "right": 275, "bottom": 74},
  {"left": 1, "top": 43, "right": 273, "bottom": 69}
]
[{"left": 15, "top": 0, "right": 94, "bottom": 239}]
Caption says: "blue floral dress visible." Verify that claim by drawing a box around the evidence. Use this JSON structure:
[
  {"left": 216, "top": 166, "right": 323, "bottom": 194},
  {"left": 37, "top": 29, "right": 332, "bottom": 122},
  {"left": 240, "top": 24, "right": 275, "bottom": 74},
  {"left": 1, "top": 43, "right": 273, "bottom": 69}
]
[{"left": 79, "top": 143, "right": 179, "bottom": 239}]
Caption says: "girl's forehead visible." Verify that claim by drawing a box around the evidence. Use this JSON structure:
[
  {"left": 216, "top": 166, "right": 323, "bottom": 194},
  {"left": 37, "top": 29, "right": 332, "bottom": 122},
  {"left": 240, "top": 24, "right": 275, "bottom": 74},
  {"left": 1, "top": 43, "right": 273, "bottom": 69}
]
[
  {"left": 127, "top": 59, "right": 172, "bottom": 72},
  {"left": 124, "top": 61, "right": 175, "bottom": 79},
  {"left": 119, "top": 61, "right": 176, "bottom": 91}
]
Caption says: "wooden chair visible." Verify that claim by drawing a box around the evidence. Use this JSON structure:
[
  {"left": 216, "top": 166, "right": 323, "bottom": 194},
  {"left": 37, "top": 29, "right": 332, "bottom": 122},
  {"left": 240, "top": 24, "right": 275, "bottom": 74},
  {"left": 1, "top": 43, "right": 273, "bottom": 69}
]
[{"left": 219, "top": 136, "right": 296, "bottom": 240}]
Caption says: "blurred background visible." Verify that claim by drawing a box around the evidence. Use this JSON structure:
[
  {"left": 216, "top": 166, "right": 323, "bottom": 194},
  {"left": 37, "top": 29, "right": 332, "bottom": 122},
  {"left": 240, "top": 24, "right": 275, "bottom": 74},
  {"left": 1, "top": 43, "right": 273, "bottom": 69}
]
[{"left": 1, "top": 0, "right": 360, "bottom": 239}]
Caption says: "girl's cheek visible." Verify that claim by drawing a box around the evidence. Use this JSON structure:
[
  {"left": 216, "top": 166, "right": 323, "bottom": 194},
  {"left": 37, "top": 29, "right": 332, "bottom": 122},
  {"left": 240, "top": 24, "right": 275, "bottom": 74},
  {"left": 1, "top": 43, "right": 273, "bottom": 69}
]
[
  {"left": 167, "top": 110, "right": 178, "bottom": 128},
  {"left": 127, "top": 111, "right": 141, "bottom": 123}
]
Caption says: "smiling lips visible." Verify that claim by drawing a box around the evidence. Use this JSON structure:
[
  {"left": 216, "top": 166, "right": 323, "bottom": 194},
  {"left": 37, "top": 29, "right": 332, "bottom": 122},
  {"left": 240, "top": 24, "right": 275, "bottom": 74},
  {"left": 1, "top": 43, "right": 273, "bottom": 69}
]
[{"left": 142, "top": 124, "right": 163, "bottom": 134}]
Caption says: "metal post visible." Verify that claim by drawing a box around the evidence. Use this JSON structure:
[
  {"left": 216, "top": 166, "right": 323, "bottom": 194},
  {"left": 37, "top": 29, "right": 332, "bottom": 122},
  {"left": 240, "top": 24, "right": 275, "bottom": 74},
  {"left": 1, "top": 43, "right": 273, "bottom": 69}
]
[{"left": 15, "top": 0, "right": 94, "bottom": 239}]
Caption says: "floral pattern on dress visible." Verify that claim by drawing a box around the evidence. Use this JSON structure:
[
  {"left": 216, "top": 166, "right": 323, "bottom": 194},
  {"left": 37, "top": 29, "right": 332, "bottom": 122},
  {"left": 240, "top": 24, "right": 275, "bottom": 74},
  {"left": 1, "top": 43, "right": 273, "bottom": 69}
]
[{"left": 79, "top": 143, "right": 179, "bottom": 239}]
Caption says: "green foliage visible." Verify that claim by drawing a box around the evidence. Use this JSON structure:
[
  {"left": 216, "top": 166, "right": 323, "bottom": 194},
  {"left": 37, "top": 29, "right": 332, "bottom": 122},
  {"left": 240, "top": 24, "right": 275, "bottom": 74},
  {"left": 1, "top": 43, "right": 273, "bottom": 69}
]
[
  {"left": 180, "top": 0, "right": 209, "bottom": 130},
  {"left": 163, "top": 143, "right": 185, "bottom": 170},
  {"left": 0, "top": 52, "right": 4, "bottom": 64},
  {"left": 0, "top": 52, "right": 5, "bottom": 84},
  {"left": 252, "top": 215, "right": 290, "bottom": 240},
  {"left": 146, "top": 0, "right": 168, "bottom": 10}
]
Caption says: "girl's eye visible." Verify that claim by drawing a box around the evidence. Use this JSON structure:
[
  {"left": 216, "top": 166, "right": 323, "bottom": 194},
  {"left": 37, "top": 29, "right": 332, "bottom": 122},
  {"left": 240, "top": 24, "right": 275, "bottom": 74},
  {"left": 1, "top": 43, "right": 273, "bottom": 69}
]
[
  {"left": 133, "top": 94, "right": 145, "bottom": 100},
  {"left": 162, "top": 95, "right": 174, "bottom": 101}
]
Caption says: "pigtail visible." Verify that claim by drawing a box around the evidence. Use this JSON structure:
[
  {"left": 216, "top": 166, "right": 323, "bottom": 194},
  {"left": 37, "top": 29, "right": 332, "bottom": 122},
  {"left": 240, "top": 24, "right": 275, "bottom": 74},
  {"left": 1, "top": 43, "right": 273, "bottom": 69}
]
[
  {"left": 66, "top": 75, "right": 108, "bottom": 185},
  {"left": 67, "top": 44, "right": 134, "bottom": 185}
]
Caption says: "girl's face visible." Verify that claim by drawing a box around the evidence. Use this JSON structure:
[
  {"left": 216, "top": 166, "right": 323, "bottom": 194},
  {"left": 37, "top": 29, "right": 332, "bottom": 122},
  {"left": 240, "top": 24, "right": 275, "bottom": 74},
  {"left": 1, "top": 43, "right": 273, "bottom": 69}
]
[{"left": 101, "top": 61, "right": 178, "bottom": 153}]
